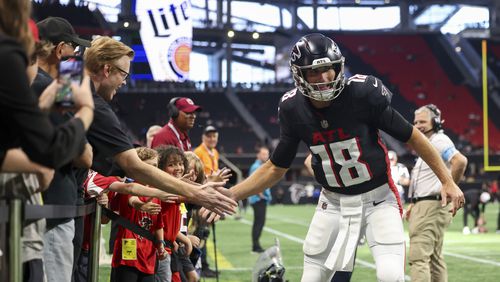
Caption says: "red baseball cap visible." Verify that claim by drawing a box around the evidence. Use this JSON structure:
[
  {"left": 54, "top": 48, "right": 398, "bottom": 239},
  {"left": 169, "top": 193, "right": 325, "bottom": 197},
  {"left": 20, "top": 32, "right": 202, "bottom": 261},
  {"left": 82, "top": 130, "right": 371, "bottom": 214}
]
[
  {"left": 174, "top": 98, "right": 202, "bottom": 113},
  {"left": 28, "top": 19, "right": 39, "bottom": 42}
]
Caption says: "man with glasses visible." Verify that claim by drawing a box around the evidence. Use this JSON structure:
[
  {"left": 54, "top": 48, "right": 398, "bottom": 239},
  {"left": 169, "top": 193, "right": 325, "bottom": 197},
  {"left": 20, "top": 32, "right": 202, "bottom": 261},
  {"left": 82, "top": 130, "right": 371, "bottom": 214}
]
[
  {"left": 33, "top": 16, "right": 93, "bottom": 282},
  {"left": 83, "top": 34, "right": 236, "bottom": 227}
]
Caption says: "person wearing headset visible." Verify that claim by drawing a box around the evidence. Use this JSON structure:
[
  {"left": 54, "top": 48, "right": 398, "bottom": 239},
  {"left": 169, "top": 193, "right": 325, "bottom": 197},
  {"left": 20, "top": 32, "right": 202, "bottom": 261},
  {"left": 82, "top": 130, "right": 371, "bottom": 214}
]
[
  {"left": 151, "top": 97, "right": 202, "bottom": 151},
  {"left": 406, "top": 104, "right": 468, "bottom": 282}
]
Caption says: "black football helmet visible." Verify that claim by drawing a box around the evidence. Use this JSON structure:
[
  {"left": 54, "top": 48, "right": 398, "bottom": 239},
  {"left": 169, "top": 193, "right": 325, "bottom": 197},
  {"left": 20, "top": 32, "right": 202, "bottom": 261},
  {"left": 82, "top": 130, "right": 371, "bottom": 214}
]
[{"left": 290, "top": 33, "right": 345, "bottom": 101}]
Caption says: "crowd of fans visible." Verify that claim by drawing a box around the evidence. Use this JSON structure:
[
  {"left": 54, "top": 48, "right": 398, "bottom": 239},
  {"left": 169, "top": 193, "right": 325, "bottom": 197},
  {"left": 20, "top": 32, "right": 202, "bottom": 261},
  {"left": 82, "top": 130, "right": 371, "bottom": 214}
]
[{"left": 0, "top": 1, "right": 237, "bottom": 281}]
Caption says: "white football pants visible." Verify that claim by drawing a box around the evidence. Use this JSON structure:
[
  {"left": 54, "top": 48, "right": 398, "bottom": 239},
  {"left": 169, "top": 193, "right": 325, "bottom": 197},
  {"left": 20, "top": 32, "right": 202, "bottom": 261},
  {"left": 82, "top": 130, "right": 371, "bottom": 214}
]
[{"left": 301, "top": 184, "right": 405, "bottom": 282}]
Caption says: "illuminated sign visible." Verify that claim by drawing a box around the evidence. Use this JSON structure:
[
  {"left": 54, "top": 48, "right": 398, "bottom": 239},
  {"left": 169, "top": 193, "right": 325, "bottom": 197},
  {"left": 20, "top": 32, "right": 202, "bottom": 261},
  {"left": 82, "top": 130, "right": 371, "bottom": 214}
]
[{"left": 135, "top": 0, "right": 192, "bottom": 81}]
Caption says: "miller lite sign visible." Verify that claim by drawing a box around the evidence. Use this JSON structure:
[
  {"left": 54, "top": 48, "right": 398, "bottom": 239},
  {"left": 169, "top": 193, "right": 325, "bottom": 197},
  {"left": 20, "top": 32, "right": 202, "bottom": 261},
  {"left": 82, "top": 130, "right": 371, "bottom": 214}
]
[{"left": 136, "top": 0, "right": 192, "bottom": 81}]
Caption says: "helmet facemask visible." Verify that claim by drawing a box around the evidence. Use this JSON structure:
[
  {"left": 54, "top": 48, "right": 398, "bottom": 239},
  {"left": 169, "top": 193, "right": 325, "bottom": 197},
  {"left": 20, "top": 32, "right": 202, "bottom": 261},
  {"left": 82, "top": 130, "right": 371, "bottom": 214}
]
[{"left": 291, "top": 57, "right": 345, "bottom": 102}]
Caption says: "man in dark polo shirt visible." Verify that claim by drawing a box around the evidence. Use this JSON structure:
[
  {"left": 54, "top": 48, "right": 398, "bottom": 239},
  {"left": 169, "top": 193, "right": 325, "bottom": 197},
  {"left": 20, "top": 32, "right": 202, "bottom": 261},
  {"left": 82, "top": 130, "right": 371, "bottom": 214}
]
[{"left": 32, "top": 17, "right": 92, "bottom": 282}]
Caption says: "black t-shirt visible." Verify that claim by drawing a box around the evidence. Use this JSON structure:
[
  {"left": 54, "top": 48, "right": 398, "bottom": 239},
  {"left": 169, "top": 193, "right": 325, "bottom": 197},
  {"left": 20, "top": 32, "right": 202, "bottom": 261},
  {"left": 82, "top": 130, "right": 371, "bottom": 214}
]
[
  {"left": 0, "top": 149, "right": 5, "bottom": 168},
  {"left": 0, "top": 34, "right": 86, "bottom": 169},
  {"left": 31, "top": 67, "right": 53, "bottom": 98},
  {"left": 271, "top": 74, "right": 413, "bottom": 195},
  {"left": 87, "top": 92, "right": 133, "bottom": 177}
]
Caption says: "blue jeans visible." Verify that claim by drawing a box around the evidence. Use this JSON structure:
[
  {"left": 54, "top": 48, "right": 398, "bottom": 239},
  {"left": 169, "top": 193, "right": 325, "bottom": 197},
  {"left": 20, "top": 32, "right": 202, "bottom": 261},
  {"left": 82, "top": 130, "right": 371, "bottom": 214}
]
[{"left": 43, "top": 220, "right": 75, "bottom": 282}]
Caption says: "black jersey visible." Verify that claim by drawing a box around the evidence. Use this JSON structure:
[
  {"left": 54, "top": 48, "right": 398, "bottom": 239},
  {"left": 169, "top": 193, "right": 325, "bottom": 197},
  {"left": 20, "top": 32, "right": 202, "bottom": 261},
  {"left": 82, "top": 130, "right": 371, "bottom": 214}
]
[{"left": 271, "top": 74, "right": 413, "bottom": 195}]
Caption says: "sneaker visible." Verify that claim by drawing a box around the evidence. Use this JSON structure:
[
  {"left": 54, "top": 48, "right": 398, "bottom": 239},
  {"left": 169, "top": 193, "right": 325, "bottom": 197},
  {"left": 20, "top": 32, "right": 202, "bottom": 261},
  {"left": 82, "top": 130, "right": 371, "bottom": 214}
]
[
  {"left": 471, "top": 227, "right": 479, "bottom": 234},
  {"left": 252, "top": 246, "right": 265, "bottom": 253},
  {"left": 495, "top": 229, "right": 500, "bottom": 234},
  {"left": 463, "top": 226, "right": 471, "bottom": 235},
  {"left": 201, "top": 268, "right": 218, "bottom": 278}
]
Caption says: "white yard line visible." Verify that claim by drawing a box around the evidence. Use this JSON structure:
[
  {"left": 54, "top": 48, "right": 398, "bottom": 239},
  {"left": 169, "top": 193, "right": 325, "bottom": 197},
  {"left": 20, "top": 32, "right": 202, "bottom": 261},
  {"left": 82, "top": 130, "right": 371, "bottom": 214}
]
[
  {"left": 261, "top": 213, "right": 500, "bottom": 268},
  {"left": 443, "top": 251, "right": 500, "bottom": 267},
  {"left": 238, "top": 218, "right": 412, "bottom": 281},
  {"left": 266, "top": 214, "right": 310, "bottom": 227}
]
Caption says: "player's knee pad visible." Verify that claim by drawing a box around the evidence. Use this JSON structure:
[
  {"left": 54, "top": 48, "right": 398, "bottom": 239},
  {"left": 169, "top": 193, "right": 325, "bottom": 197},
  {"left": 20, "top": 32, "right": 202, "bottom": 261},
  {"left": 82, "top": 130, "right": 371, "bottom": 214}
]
[
  {"left": 366, "top": 205, "right": 404, "bottom": 247},
  {"left": 366, "top": 206, "right": 405, "bottom": 282}
]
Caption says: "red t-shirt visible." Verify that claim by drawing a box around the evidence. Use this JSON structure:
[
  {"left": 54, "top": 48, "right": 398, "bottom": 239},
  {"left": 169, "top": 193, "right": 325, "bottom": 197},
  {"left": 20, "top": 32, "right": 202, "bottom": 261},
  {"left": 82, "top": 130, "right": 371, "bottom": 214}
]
[
  {"left": 151, "top": 121, "right": 191, "bottom": 151},
  {"left": 112, "top": 195, "right": 163, "bottom": 274},
  {"left": 161, "top": 201, "right": 181, "bottom": 254},
  {"left": 82, "top": 171, "right": 121, "bottom": 251}
]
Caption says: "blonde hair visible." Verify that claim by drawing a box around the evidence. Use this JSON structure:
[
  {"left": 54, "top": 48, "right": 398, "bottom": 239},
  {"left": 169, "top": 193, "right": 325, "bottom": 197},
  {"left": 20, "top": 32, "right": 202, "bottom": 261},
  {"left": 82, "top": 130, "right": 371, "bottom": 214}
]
[
  {"left": 135, "top": 147, "right": 158, "bottom": 162},
  {"left": 185, "top": 152, "right": 206, "bottom": 184},
  {"left": 0, "top": 0, "right": 34, "bottom": 56},
  {"left": 35, "top": 39, "right": 56, "bottom": 60},
  {"left": 84, "top": 36, "right": 134, "bottom": 75}
]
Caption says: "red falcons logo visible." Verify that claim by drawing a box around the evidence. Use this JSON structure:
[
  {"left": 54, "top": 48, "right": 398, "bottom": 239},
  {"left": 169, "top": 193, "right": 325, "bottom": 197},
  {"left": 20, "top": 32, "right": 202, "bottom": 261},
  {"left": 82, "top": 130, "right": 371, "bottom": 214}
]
[{"left": 138, "top": 216, "right": 153, "bottom": 240}]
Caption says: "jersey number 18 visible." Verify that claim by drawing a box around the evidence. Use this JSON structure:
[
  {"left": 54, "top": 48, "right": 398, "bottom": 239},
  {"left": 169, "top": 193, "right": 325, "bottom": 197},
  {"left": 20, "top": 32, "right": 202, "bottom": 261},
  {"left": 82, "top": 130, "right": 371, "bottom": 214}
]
[{"left": 310, "top": 137, "right": 372, "bottom": 187}]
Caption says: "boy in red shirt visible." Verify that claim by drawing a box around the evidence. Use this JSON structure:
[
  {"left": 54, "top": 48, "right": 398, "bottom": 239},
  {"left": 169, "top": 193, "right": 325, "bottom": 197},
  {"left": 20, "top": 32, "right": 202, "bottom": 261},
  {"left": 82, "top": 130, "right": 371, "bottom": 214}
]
[{"left": 111, "top": 147, "right": 167, "bottom": 282}]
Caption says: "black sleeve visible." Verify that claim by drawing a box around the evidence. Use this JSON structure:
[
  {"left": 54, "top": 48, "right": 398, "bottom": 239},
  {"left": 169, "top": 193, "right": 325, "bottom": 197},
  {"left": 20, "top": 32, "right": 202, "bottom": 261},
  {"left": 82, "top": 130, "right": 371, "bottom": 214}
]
[
  {"left": 31, "top": 72, "right": 52, "bottom": 97},
  {"left": 367, "top": 77, "right": 392, "bottom": 118},
  {"left": 87, "top": 99, "right": 133, "bottom": 175},
  {"left": 270, "top": 105, "right": 301, "bottom": 168},
  {"left": 376, "top": 106, "right": 414, "bottom": 142},
  {"left": 0, "top": 49, "right": 86, "bottom": 168},
  {"left": 0, "top": 149, "right": 5, "bottom": 169}
]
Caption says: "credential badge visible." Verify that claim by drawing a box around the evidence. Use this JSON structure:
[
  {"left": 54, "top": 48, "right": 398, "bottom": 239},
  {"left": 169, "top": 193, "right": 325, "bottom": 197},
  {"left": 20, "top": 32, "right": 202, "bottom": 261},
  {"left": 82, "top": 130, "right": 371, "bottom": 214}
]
[{"left": 321, "top": 120, "right": 329, "bottom": 129}]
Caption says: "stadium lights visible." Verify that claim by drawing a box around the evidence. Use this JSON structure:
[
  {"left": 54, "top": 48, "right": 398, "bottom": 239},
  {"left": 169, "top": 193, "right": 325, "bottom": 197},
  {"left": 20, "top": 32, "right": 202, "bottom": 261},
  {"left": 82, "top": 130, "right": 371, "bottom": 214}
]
[
  {"left": 252, "top": 32, "right": 260, "bottom": 40},
  {"left": 227, "top": 30, "right": 235, "bottom": 38},
  {"left": 123, "top": 21, "right": 130, "bottom": 28},
  {"left": 455, "top": 46, "right": 462, "bottom": 52}
]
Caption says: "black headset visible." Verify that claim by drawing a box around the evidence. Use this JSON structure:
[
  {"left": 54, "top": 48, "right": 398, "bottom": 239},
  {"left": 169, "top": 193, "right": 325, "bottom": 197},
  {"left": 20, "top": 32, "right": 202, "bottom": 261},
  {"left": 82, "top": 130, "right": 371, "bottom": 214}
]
[
  {"left": 168, "top": 97, "right": 182, "bottom": 119},
  {"left": 425, "top": 104, "right": 442, "bottom": 132}
]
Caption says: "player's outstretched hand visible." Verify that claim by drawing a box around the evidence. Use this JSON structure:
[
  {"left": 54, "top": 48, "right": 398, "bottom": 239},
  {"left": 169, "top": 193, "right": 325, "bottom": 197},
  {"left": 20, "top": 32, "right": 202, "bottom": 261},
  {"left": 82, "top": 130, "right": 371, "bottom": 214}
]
[
  {"left": 194, "top": 182, "right": 237, "bottom": 217},
  {"left": 440, "top": 181, "right": 465, "bottom": 217}
]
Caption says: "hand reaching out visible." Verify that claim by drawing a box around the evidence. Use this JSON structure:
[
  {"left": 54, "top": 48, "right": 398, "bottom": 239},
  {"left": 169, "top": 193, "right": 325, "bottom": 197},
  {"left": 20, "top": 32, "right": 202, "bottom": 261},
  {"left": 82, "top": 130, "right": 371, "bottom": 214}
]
[
  {"left": 190, "top": 182, "right": 237, "bottom": 217},
  {"left": 207, "top": 168, "right": 232, "bottom": 183},
  {"left": 139, "top": 198, "right": 162, "bottom": 215},
  {"left": 157, "top": 192, "right": 180, "bottom": 204},
  {"left": 199, "top": 207, "right": 222, "bottom": 223}
]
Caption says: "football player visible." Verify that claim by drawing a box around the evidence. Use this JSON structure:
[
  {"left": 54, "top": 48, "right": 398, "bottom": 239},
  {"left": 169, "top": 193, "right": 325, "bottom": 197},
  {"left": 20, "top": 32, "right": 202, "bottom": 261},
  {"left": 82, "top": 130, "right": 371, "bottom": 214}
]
[{"left": 225, "top": 33, "right": 464, "bottom": 282}]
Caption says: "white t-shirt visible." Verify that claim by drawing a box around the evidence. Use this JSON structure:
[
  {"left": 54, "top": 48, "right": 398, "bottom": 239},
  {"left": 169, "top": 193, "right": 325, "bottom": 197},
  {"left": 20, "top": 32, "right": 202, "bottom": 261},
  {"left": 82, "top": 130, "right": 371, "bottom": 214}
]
[{"left": 410, "top": 132, "right": 458, "bottom": 198}]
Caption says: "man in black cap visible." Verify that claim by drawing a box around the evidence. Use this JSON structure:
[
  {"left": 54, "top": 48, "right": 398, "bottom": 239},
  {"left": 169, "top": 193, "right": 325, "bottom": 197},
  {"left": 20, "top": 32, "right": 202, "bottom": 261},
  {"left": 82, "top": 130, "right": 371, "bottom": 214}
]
[
  {"left": 37, "top": 17, "right": 91, "bottom": 49},
  {"left": 33, "top": 17, "right": 91, "bottom": 89},
  {"left": 32, "top": 17, "right": 92, "bottom": 282}
]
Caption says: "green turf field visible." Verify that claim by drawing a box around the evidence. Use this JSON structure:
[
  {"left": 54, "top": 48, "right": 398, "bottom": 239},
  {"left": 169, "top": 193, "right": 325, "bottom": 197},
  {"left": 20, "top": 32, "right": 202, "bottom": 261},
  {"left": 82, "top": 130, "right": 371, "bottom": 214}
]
[{"left": 99, "top": 203, "right": 500, "bottom": 281}]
